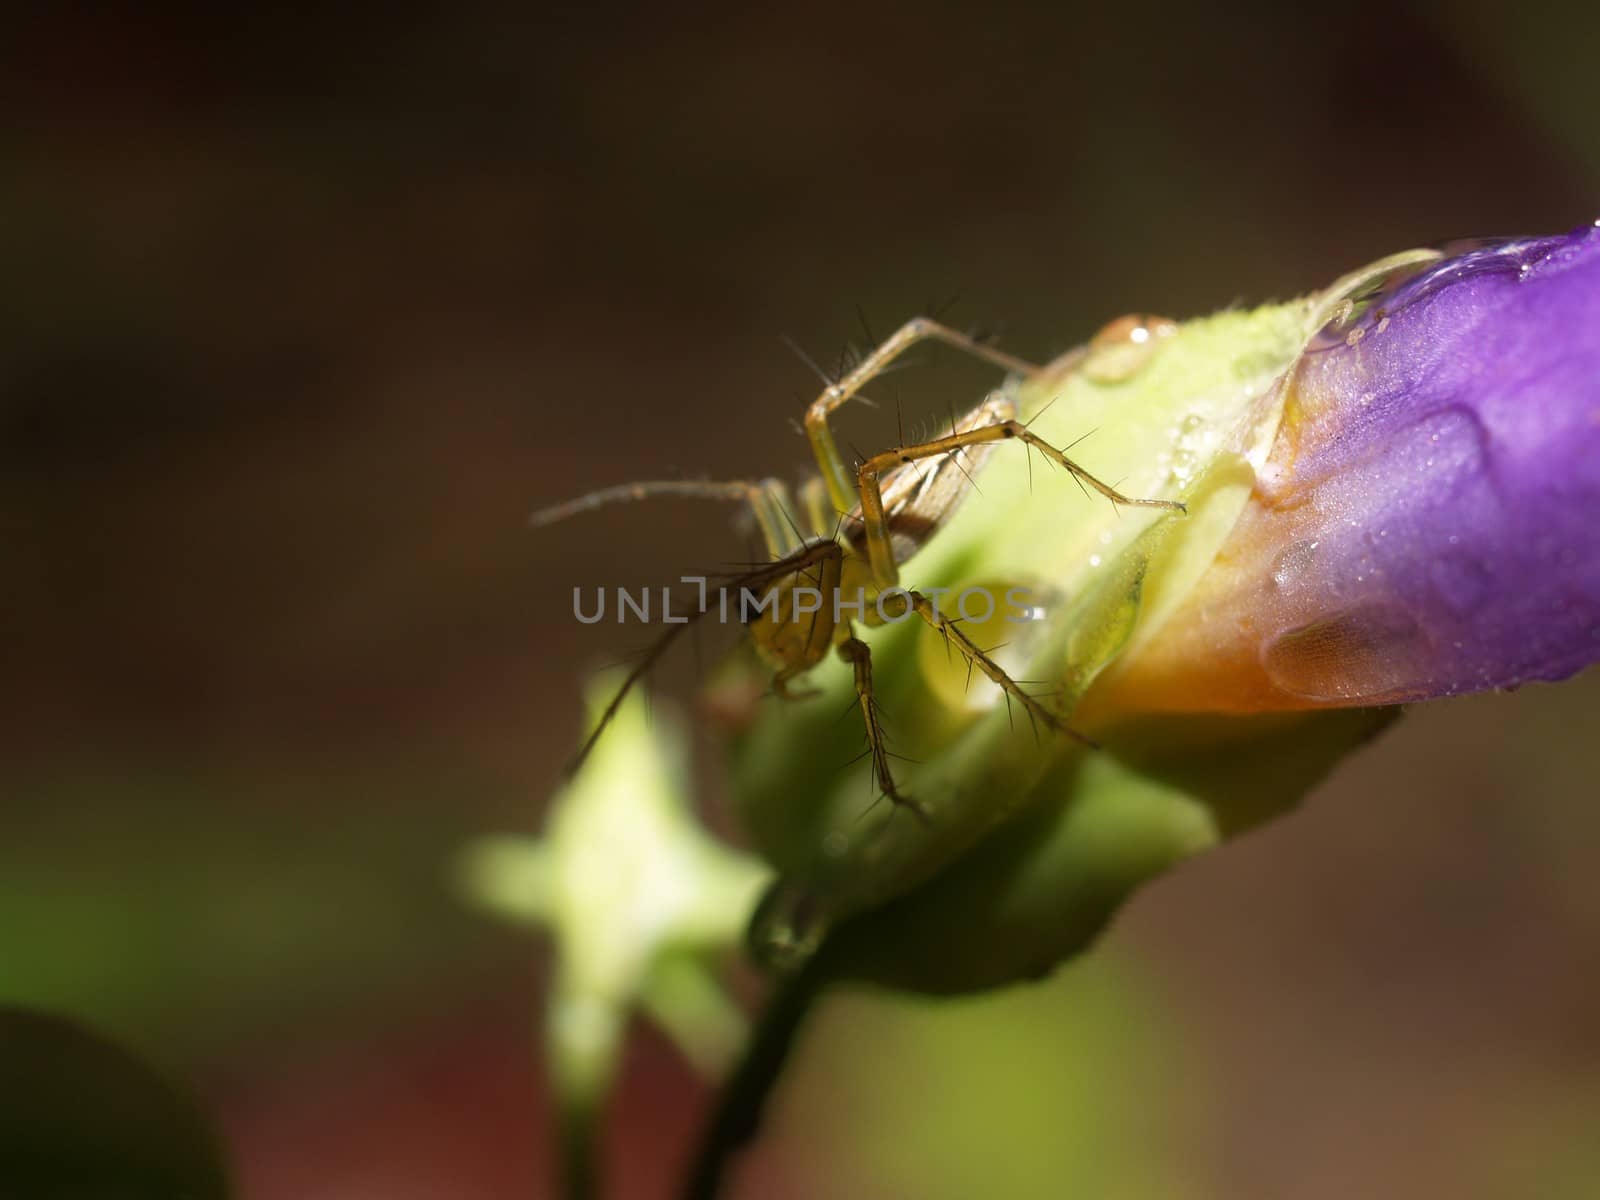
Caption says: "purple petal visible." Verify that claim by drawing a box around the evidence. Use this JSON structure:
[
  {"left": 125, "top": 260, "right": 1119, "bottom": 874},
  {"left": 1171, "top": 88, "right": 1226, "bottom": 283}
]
[{"left": 1104, "top": 221, "right": 1600, "bottom": 712}]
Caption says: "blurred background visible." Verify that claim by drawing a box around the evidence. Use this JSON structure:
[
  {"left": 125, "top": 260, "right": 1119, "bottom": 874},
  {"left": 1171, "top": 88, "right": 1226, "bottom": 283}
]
[{"left": 5, "top": 2, "right": 1599, "bottom": 1196}]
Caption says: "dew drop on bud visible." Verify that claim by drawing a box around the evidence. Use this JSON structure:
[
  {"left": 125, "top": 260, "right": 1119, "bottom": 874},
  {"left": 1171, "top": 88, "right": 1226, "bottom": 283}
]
[
  {"left": 1305, "top": 250, "right": 1443, "bottom": 354},
  {"left": 1262, "top": 603, "right": 1424, "bottom": 703},
  {"left": 1083, "top": 313, "right": 1178, "bottom": 384}
]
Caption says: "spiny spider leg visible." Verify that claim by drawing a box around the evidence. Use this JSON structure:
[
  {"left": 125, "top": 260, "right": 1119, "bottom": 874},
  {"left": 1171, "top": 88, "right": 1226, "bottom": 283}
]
[
  {"left": 838, "top": 636, "right": 926, "bottom": 821},
  {"left": 804, "top": 317, "right": 1038, "bottom": 514},
  {"left": 531, "top": 477, "right": 804, "bottom": 558},
  {"left": 855, "top": 417, "right": 1187, "bottom": 587},
  {"left": 905, "top": 591, "right": 1097, "bottom": 750}
]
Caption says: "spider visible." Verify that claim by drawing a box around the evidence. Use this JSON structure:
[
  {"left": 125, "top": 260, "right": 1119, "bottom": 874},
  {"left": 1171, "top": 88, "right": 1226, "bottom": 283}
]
[{"left": 533, "top": 317, "right": 1185, "bottom": 816}]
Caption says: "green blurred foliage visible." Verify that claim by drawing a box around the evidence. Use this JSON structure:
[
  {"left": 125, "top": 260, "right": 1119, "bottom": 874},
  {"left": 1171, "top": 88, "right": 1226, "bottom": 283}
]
[
  {"left": 0, "top": 765, "right": 516, "bottom": 1058},
  {"left": 805, "top": 955, "right": 1195, "bottom": 1200}
]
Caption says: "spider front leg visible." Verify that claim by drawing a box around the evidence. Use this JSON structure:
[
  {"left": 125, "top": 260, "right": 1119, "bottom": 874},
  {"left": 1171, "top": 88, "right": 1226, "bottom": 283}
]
[
  {"left": 854, "top": 417, "right": 1188, "bottom": 588},
  {"left": 803, "top": 317, "right": 1039, "bottom": 514}
]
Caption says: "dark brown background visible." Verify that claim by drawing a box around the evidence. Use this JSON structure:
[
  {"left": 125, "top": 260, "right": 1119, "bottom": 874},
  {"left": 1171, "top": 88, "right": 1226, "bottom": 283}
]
[{"left": 5, "top": 3, "right": 1598, "bottom": 1197}]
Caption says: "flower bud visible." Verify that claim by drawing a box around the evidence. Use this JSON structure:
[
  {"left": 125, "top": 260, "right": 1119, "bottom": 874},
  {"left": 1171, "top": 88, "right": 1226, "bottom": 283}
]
[
  {"left": 734, "top": 224, "right": 1600, "bottom": 993},
  {"left": 1094, "top": 224, "right": 1600, "bottom": 716}
]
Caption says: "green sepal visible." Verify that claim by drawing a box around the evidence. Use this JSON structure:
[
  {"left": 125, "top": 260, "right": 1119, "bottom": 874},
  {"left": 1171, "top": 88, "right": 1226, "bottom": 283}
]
[{"left": 817, "top": 707, "right": 1398, "bottom": 993}]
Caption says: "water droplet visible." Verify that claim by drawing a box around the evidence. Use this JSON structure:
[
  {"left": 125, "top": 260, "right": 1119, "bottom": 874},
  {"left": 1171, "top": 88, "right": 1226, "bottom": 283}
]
[
  {"left": 1060, "top": 556, "right": 1147, "bottom": 699},
  {"left": 1263, "top": 604, "right": 1426, "bottom": 703},
  {"left": 1307, "top": 253, "right": 1441, "bottom": 353},
  {"left": 1161, "top": 411, "right": 1211, "bottom": 488},
  {"left": 1309, "top": 236, "right": 1568, "bottom": 358},
  {"left": 1270, "top": 539, "right": 1318, "bottom": 590},
  {"left": 747, "top": 880, "right": 828, "bottom": 971},
  {"left": 1083, "top": 313, "right": 1178, "bottom": 383}
]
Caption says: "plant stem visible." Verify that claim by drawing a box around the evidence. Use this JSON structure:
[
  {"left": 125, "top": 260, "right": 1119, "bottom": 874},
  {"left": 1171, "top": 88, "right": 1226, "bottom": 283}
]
[
  {"left": 558, "top": 1093, "right": 601, "bottom": 1200},
  {"left": 678, "top": 953, "right": 833, "bottom": 1200}
]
